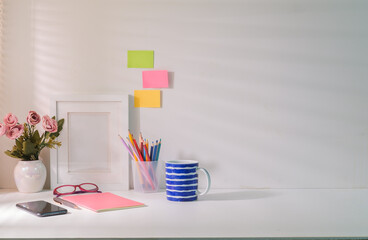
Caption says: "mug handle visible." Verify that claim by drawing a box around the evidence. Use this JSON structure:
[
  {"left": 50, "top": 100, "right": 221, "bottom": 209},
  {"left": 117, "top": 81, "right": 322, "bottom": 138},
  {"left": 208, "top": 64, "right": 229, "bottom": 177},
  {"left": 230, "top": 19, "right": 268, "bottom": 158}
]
[{"left": 197, "top": 167, "right": 211, "bottom": 196}]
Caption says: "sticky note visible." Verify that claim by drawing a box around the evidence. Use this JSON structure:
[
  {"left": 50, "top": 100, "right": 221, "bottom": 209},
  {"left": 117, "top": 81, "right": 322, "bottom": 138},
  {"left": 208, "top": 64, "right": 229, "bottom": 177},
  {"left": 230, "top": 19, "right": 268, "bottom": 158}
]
[
  {"left": 142, "top": 70, "right": 169, "bottom": 88},
  {"left": 127, "top": 50, "right": 154, "bottom": 68},
  {"left": 134, "top": 90, "right": 161, "bottom": 108}
]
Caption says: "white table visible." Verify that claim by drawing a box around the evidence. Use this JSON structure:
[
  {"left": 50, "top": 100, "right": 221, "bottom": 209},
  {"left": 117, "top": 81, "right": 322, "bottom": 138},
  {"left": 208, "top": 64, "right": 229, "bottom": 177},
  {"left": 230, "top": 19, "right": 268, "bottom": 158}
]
[{"left": 0, "top": 188, "right": 368, "bottom": 239}]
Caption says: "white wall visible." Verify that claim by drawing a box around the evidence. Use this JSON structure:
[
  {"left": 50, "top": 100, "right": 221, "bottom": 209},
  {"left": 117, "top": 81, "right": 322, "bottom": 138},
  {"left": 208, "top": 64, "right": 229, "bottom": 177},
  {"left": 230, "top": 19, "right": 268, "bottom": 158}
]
[{"left": 1, "top": 0, "right": 368, "bottom": 189}]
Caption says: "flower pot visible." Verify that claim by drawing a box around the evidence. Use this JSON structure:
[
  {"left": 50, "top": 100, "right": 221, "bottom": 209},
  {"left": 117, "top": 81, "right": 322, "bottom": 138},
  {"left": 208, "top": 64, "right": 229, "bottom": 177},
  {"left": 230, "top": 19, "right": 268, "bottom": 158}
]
[{"left": 14, "top": 159, "right": 46, "bottom": 193}]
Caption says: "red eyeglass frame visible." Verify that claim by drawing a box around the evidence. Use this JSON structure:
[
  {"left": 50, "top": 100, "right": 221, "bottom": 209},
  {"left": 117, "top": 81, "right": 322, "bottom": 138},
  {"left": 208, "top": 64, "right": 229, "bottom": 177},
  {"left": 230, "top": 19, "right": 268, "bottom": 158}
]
[{"left": 53, "top": 183, "right": 100, "bottom": 196}]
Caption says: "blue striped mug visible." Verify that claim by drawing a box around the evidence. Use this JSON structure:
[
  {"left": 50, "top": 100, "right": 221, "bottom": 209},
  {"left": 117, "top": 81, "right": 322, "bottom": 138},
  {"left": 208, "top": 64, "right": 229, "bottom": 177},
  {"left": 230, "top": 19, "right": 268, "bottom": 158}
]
[{"left": 165, "top": 160, "right": 211, "bottom": 202}]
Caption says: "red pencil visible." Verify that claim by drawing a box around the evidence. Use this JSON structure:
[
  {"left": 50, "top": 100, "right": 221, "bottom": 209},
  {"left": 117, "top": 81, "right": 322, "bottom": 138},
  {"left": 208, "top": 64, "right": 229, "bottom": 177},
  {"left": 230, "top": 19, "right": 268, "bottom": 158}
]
[
  {"left": 140, "top": 142, "right": 144, "bottom": 158},
  {"left": 133, "top": 139, "right": 144, "bottom": 161}
]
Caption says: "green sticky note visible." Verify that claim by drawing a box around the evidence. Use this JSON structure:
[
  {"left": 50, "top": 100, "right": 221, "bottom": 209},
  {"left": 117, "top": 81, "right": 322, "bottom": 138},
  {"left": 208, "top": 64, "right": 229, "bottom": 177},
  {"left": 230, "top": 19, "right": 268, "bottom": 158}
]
[{"left": 127, "top": 50, "right": 154, "bottom": 68}]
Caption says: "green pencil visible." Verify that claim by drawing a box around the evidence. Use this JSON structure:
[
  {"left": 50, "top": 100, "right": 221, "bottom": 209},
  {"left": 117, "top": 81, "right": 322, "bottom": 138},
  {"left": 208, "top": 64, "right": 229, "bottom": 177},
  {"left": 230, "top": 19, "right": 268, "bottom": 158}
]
[{"left": 156, "top": 139, "right": 161, "bottom": 161}]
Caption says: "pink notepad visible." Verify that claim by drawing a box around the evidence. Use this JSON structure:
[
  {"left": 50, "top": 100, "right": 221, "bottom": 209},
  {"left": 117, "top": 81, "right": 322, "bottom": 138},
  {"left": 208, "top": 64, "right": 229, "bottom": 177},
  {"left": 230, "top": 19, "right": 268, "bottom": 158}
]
[{"left": 62, "top": 192, "right": 145, "bottom": 212}]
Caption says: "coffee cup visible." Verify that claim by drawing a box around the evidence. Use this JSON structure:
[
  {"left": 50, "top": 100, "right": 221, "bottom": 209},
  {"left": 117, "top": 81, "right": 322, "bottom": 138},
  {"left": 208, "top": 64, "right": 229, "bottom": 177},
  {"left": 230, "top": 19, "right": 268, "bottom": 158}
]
[{"left": 165, "top": 160, "right": 211, "bottom": 202}]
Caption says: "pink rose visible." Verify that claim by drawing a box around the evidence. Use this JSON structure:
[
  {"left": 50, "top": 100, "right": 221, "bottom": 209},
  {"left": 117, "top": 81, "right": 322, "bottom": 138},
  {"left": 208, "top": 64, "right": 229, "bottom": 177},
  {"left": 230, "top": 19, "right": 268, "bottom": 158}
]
[
  {"left": 3, "top": 113, "right": 18, "bottom": 127},
  {"left": 27, "top": 111, "right": 41, "bottom": 125},
  {"left": 42, "top": 115, "right": 58, "bottom": 133},
  {"left": 0, "top": 122, "right": 6, "bottom": 136},
  {"left": 6, "top": 124, "right": 24, "bottom": 140}
]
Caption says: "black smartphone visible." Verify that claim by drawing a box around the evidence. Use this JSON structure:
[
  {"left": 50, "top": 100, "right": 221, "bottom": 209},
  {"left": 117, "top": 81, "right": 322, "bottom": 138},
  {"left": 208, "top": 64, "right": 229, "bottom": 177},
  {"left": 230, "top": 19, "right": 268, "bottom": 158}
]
[{"left": 16, "top": 200, "right": 68, "bottom": 217}]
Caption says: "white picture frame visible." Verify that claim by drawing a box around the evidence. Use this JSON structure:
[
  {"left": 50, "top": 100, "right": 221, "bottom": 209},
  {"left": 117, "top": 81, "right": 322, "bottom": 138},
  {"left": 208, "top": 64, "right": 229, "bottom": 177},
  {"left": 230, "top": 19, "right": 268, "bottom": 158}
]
[{"left": 50, "top": 95, "right": 129, "bottom": 190}]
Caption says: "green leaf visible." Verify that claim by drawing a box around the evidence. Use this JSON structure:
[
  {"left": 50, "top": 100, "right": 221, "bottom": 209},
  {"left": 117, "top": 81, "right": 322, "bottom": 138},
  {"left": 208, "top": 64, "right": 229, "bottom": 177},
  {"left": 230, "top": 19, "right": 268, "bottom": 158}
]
[
  {"left": 5, "top": 147, "right": 23, "bottom": 159},
  {"left": 15, "top": 139, "right": 23, "bottom": 151},
  {"left": 56, "top": 119, "right": 64, "bottom": 134},
  {"left": 4, "top": 150, "right": 19, "bottom": 159},
  {"left": 31, "top": 130, "right": 41, "bottom": 144},
  {"left": 23, "top": 139, "right": 37, "bottom": 156},
  {"left": 50, "top": 133, "right": 59, "bottom": 139},
  {"left": 57, "top": 118, "right": 65, "bottom": 131},
  {"left": 23, "top": 123, "right": 29, "bottom": 139},
  {"left": 49, "top": 118, "right": 64, "bottom": 140}
]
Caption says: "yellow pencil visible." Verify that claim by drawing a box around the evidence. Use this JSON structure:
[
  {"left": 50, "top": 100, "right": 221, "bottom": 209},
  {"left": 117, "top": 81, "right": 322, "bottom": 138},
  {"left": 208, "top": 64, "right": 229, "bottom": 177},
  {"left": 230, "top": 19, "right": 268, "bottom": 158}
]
[{"left": 128, "top": 130, "right": 138, "bottom": 161}]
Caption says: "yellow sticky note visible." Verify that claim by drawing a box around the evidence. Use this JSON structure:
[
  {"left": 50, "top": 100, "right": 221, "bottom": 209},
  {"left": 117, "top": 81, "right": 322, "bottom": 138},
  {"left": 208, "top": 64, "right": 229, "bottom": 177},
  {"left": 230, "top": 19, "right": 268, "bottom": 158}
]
[{"left": 134, "top": 90, "right": 161, "bottom": 108}]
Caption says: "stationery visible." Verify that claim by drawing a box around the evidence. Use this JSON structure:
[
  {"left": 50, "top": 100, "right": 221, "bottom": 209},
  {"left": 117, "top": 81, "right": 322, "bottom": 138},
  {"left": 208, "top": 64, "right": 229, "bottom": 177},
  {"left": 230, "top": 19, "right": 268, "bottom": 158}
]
[
  {"left": 127, "top": 50, "right": 154, "bottom": 68},
  {"left": 119, "top": 132, "right": 162, "bottom": 192},
  {"left": 152, "top": 141, "right": 157, "bottom": 162},
  {"left": 119, "top": 134, "right": 155, "bottom": 188},
  {"left": 120, "top": 131, "right": 162, "bottom": 163},
  {"left": 142, "top": 70, "right": 169, "bottom": 88},
  {"left": 156, "top": 140, "right": 161, "bottom": 161},
  {"left": 61, "top": 192, "right": 145, "bottom": 212},
  {"left": 134, "top": 90, "right": 161, "bottom": 108}
]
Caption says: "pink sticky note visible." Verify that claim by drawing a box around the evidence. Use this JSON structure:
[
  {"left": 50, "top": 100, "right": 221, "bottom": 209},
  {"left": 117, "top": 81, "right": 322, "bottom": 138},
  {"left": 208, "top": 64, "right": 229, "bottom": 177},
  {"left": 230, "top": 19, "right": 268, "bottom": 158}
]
[{"left": 142, "top": 70, "right": 169, "bottom": 88}]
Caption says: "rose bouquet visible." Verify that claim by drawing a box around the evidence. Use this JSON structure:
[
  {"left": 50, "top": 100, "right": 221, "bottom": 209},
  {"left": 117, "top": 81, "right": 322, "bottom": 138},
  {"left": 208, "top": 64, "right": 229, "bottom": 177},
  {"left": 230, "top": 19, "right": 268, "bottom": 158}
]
[{"left": 0, "top": 111, "right": 64, "bottom": 161}]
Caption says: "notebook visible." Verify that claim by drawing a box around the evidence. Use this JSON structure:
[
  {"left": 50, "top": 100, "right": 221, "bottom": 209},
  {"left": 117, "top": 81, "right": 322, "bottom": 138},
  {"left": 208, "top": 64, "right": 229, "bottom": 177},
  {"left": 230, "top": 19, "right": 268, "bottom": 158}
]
[{"left": 61, "top": 192, "right": 145, "bottom": 212}]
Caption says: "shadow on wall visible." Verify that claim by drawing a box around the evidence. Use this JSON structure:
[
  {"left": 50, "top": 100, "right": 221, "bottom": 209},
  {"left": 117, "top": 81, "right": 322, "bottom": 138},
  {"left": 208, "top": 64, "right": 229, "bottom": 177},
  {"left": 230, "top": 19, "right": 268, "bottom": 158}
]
[
  {"left": 2, "top": 0, "right": 368, "bottom": 190},
  {"left": 0, "top": 0, "right": 4, "bottom": 115},
  {"left": 0, "top": 0, "right": 16, "bottom": 189},
  {"left": 128, "top": 94, "right": 140, "bottom": 189}
]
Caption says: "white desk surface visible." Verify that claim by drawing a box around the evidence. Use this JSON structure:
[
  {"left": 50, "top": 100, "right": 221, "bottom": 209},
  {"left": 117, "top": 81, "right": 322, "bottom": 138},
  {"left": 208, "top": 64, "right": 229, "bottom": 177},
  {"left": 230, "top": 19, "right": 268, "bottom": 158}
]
[{"left": 0, "top": 188, "right": 368, "bottom": 239}]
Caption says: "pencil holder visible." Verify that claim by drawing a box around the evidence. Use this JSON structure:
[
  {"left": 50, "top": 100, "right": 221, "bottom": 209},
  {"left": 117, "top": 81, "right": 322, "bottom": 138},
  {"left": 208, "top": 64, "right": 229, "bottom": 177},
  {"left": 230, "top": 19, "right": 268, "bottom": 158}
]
[{"left": 132, "top": 160, "right": 159, "bottom": 193}]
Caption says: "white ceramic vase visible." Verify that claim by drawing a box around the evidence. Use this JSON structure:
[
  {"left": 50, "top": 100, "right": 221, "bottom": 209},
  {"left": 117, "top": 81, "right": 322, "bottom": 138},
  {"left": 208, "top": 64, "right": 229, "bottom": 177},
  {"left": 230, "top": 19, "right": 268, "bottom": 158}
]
[{"left": 14, "top": 159, "right": 46, "bottom": 193}]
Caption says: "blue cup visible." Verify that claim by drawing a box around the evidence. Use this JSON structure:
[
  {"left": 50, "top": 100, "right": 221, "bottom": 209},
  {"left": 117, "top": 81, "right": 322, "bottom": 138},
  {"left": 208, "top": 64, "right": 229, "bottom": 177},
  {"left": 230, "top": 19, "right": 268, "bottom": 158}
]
[{"left": 165, "top": 160, "right": 211, "bottom": 202}]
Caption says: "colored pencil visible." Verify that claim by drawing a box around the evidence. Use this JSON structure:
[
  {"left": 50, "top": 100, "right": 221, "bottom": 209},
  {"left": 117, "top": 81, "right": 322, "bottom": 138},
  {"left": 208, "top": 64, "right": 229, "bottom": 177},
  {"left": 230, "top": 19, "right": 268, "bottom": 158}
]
[
  {"left": 118, "top": 135, "right": 134, "bottom": 159},
  {"left": 142, "top": 145, "right": 147, "bottom": 161},
  {"left": 150, "top": 144, "right": 153, "bottom": 161},
  {"left": 137, "top": 160, "right": 155, "bottom": 189},
  {"left": 128, "top": 130, "right": 134, "bottom": 144},
  {"left": 126, "top": 137, "right": 154, "bottom": 188},
  {"left": 118, "top": 135, "right": 144, "bottom": 184},
  {"left": 127, "top": 130, "right": 139, "bottom": 161},
  {"left": 145, "top": 144, "right": 151, "bottom": 161},
  {"left": 139, "top": 132, "right": 143, "bottom": 144},
  {"left": 152, "top": 141, "right": 158, "bottom": 162},
  {"left": 140, "top": 142, "right": 145, "bottom": 160},
  {"left": 156, "top": 139, "right": 161, "bottom": 161},
  {"left": 139, "top": 133, "right": 143, "bottom": 151},
  {"left": 120, "top": 131, "right": 162, "bottom": 190},
  {"left": 125, "top": 137, "right": 139, "bottom": 160},
  {"left": 133, "top": 139, "right": 144, "bottom": 162}
]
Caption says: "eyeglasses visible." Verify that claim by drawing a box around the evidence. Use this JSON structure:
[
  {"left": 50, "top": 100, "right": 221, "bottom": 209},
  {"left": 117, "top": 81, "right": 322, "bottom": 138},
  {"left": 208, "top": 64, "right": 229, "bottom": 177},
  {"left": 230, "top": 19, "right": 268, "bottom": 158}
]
[{"left": 53, "top": 183, "right": 100, "bottom": 196}]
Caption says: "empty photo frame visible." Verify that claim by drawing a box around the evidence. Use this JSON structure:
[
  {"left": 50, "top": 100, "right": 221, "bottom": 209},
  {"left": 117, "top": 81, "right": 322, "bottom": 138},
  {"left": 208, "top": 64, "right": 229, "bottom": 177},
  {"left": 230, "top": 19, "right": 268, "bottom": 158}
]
[{"left": 50, "top": 95, "right": 129, "bottom": 190}]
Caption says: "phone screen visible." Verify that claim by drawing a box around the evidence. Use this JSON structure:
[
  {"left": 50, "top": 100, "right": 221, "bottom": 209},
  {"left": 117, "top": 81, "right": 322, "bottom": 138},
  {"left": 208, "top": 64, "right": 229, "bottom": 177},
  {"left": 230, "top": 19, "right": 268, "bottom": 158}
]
[{"left": 16, "top": 200, "right": 67, "bottom": 217}]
